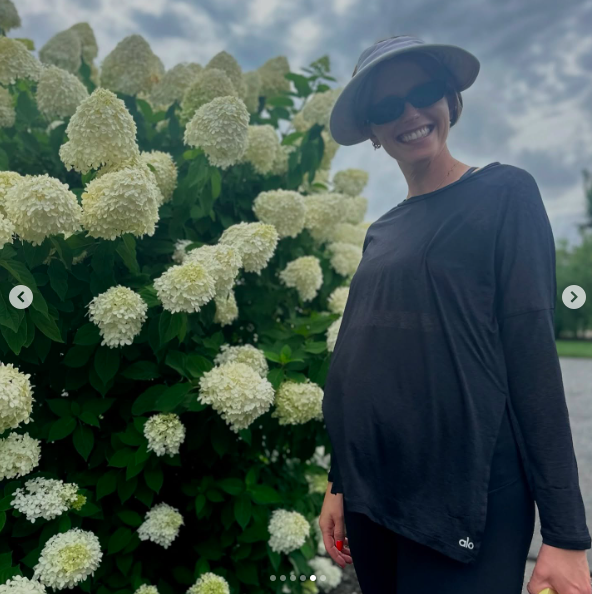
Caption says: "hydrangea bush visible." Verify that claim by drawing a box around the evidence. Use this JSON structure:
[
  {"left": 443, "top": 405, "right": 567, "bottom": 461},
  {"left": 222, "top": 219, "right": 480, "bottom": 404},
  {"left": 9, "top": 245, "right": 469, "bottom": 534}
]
[{"left": 0, "top": 6, "right": 372, "bottom": 594}]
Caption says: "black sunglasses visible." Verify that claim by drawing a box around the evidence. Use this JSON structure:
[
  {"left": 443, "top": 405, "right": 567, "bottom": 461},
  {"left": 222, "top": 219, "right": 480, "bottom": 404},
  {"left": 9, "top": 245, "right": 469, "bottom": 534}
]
[{"left": 364, "top": 79, "right": 448, "bottom": 126}]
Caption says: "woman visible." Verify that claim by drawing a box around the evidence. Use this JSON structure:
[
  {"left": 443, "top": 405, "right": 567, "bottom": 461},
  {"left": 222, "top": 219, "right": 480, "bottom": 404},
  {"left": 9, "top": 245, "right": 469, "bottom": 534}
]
[{"left": 319, "top": 35, "right": 592, "bottom": 593}]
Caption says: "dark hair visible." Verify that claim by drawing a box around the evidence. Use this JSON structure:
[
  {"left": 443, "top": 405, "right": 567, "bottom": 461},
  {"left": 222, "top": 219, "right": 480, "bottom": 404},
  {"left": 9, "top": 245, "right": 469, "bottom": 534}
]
[{"left": 354, "top": 35, "right": 464, "bottom": 130}]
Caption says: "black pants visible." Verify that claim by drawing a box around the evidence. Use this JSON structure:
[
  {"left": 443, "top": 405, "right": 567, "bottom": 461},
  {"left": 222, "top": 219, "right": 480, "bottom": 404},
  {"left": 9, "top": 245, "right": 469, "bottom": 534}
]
[{"left": 343, "top": 404, "right": 536, "bottom": 593}]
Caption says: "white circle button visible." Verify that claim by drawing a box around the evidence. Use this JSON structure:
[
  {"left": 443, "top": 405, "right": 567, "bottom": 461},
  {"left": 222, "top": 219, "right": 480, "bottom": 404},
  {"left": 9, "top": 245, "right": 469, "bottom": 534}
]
[
  {"left": 562, "top": 285, "right": 586, "bottom": 310},
  {"left": 9, "top": 285, "right": 33, "bottom": 309}
]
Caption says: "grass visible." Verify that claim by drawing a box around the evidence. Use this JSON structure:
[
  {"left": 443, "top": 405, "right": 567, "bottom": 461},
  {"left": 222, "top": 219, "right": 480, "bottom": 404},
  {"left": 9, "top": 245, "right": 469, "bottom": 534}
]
[{"left": 556, "top": 340, "right": 592, "bottom": 358}]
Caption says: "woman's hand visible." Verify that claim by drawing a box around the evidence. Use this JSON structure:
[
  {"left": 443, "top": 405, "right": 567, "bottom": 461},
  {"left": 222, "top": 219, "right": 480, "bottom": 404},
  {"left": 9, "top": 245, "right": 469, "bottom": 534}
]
[
  {"left": 319, "top": 484, "right": 353, "bottom": 568},
  {"left": 526, "top": 543, "right": 592, "bottom": 594}
]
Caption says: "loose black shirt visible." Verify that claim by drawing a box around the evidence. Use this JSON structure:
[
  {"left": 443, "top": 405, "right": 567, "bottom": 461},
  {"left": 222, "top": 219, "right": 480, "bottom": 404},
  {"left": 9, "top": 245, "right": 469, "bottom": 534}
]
[{"left": 322, "top": 162, "right": 591, "bottom": 564}]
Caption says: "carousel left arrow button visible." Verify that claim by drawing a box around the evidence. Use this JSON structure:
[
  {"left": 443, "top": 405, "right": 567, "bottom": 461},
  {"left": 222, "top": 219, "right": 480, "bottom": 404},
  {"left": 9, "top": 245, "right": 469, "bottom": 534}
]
[{"left": 9, "top": 285, "right": 33, "bottom": 309}]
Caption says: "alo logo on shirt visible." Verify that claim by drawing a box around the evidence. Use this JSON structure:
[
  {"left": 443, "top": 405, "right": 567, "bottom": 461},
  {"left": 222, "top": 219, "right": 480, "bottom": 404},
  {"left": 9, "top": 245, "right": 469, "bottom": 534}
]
[{"left": 459, "top": 536, "right": 474, "bottom": 549}]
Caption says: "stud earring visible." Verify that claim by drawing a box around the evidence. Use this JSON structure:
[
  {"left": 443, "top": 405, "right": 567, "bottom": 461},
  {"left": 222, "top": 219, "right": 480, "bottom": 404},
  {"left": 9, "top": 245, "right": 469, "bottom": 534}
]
[{"left": 372, "top": 140, "right": 381, "bottom": 150}]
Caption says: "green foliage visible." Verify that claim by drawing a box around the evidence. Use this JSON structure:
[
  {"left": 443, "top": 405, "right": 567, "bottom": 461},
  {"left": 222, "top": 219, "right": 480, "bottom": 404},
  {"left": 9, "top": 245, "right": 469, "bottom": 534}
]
[{"left": 0, "top": 48, "right": 347, "bottom": 594}]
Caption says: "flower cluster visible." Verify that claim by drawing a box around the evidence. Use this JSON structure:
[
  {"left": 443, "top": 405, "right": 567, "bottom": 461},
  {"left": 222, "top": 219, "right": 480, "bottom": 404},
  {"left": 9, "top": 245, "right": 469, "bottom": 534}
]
[
  {"left": 326, "top": 316, "right": 343, "bottom": 352},
  {"left": 326, "top": 242, "right": 363, "bottom": 277},
  {"left": 242, "top": 70, "right": 262, "bottom": 113},
  {"left": 332, "top": 168, "right": 369, "bottom": 197},
  {"left": 187, "top": 573, "right": 230, "bottom": 594},
  {"left": 252, "top": 189, "right": 306, "bottom": 238},
  {"left": 153, "top": 260, "right": 217, "bottom": 313},
  {"left": 143, "top": 413, "right": 186, "bottom": 457},
  {"left": 0, "top": 432, "right": 41, "bottom": 480},
  {"left": 300, "top": 87, "right": 342, "bottom": 129},
  {"left": 88, "top": 285, "right": 148, "bottom": 348},
  {"left": 137, "top": 502, "right": 184, "bottom": 549},
  {"left": 0, "top": 37, "right": 42, "bottom": 85},
  {"left": 256, "top": 56, "right": 291, "bottom": 97},
  {"left": 0, "top": 0, "right": 21, "bottom": 32},
  {"left": 149, "top": 62, "right": 202, "bottom": 110},
  {"left": 183, "top": 95, "right": 250, "bottom": 169},
  {"left": 267, "top": 509, "right": 310, "bottom": 554},
  {"left": 197, "top": 362, "right": 275, "bottom": 433},
  {"left": 139, "top": 150, "right": 178, "bottom": 203},
  {"left": 219, "top": 221, "right": 279, "bottom": 275},
  {"left": 304, "top": 193, "right": 348, "bottom": 240},
  {"left": 33, "top": 528, "right": 103, "bottom": 590},
  {"left": 0, "top": 86, "right": 15, "bottom": 128},
  {"left": 59, "top": 88, "right": 140, "bottom": 174},
  {"left": 11, "top": 477, "right": 80, "bottom": 523},
  {"left": 180, "top": 68, "right": 237, "bottom": 123},
  {"left": 0, "top": 171, "right": 22, "bottom": 213},
  {"left": 39, "top": 29, "right": 83, "bottom": 74},
  {"left": 133, "top": 585, "right": 159, "bottom": 594},
  {"left": 213, "top": 290, "right": 239, "bottom": 326},
  {"left": 0, "top": 362, "right": 34, "bottom": 433},
  {"left": 0, "top": 576, "right": 47, "bottom": 594},
  {"left": 183, "top": 243, "right": 242, "bottom": 297},
  {"left": 36, "top": 65, "right": 89, "bottom": 120},
  {"left": 271, "top": 379, "right": 324, "bottom": 425},
  {"left": 327, "top": 222, "right": 367, "bottom": 247},
  {"left": 308, "top": 556, "right": 343, "bottom": 591},
  {"left": 213, "top": 343, "right": 268, "bottom": 378},
  {"left": 239, "top": 124, "right": 281, "bottom": 175},
  {"left": 279, "top": 255, "right": 323, "bottom": 301},
  {"left": 5, "top": 174, "right": 82, "bottom": 245},
  {"left": 327, "top": 286, "right": 350, "bottom": 315},
  {"left": 206, "top": 51, "right": 245, "bottom": 96}
]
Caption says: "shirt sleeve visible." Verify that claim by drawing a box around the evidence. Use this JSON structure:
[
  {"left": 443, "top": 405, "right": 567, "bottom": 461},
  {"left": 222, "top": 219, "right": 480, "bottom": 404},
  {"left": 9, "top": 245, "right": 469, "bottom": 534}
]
[
  {"left": 328, "top": 455, "right": 344, "bottom": 494},
  {"left": 495, "top": 169, "right": 591, "bottom": 550}
]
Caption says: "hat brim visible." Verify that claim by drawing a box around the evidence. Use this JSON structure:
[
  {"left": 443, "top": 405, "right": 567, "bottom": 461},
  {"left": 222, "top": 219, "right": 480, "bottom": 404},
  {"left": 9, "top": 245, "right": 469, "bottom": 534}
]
[{"left": 329, "top": 43, "right": 481, "bottom": 146}]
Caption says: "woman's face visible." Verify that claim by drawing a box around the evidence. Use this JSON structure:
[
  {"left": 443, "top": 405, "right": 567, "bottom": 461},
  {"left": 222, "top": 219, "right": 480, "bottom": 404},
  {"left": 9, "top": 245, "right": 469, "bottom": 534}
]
[{"left": 366, "top": 58, "right": 451, "bottom": 163}]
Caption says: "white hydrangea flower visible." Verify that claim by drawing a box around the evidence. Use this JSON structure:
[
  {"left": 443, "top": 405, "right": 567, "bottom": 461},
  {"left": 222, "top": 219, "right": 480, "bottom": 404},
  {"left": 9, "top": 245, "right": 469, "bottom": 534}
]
[
  {"left": 292, "top": 110, "right": 310, "bottom": 133},
  {"left": 327, "top": 222, "right": 367, "bottom": 247},
  {"left": 88, "top": 285, "right": 148, "bottom": 348},
  {"left": 0, "top": 171, "right": 22, "bottom": 215},
  {"left": 0, "top": 86, "right": 15, "bottom": 128},
  {"left": 305, "top": 472, "right": 328, "bottom": 495},
  {"left": 256, "top": 56, "right": 291, "bottom": 97},
  {"left": 327, "top": 286, "right": 349, "bottom": 315},
  {"left": 134, "top": 585, "right": 159, "bottom": 594},
  {"left": 59, "top": 88, "right": 140, "bottom": 174},
  {"left": 205, "top": 51, "right": 244, "bottom": 96},
  {"left": 313, "top": 514, "right": 326, "bottom": 556},
  {"left": 326, "top": 316, "right": 342, "bottom": 353},
  {"left": 100, "top": 34, "right": 164, "bottom": 96},
  {"left": 308, "top": 556, "right": 343, "bottom": 591},
  {"left": 279, "top": 256, "right": 323, "bottom": 302},
  {"left": 0, "top": 0, "right": 21, "bottom": 33},
  {"left": 81, "top": 167, "right": 160, "bottom": 240},
  {"left": 39, "top": 29, "right": 82, "bottom": 74},
  {"left": 197, "top": 362, "right": 275, "bottom": 433},
  {"left": 180, "top": 68, "right": 237, "bottom": 124},
  {"left": 67, "top": 22, "right": 98, "bottom": 65},
  {"left": 149, "top": 62, "right": 202, "bottom": 110},
  {"left": 214, "top": 343, "right": 268, "bottom": 378},
  {"left": 0, "top": 362, "right": 34, "bottom": 433},
  {"left": 137, "top": 502, "right": 184, "bottom": 549},
  {"left": 0, "top": 37, "right": 43, "bottom": 85},
  {"left": 33, "top": 528, "right": 102, "bottom": 590},
  {"left": 239, "top": 124, "right": 281, "bottom": 175},
  {"left": 300, "top": 88, "right": 342, "bottom": 129},
  {"left": 298, "top": 168, "right": 330, "bottom": 194},
  {"left": 320, "top": 129, "right": 340, "bottom": 170},
  {"left": 36, "top": 65, "right": 89, "bottom": 120},
  {"left": 143, "top": 413, "right": 186, "bottom": 457},
  {"left": 241, "top": 70, "right": 261, "bottom": 114},
  {"left": 326, "top": 242, "right": 363, "bottom": 277},
  {"left": 332, "top": 168, "right": 369, "bottom": 197},
  {"left": 139, "top": 150, "right": 178, "bottom": 203},
  {"left": 268, "top": 509, "right": 310, "bottom": 554},
  {"left": 172, "top": 239, "right": 194, "bottom": 264},
  {"left": 271, "top": 379, "right": 324, "bottom": 425},
  {"left": 213, "top": 290, "right": 238, "bottom": 326},
  {"left": 252, "top": 189, "right": 306, "bottom": 238},
  {"left": 304, "top": 193, "right": 347, "bottom": 238},
  {"left": 4, "top": 174, "right": 82, "bottom": 245},
  {"left": 0, "top": 432, "right": 41, "bottom": 480},
  {"left": 0, "top": 212, "right": 15, "bottom": 247},
  {"left": 342, "top": 195, "right": 368, "bottom": 225},
  {"left": 153, "top": 260, "right": 217, "bottom": 314},
  {"left": 219, "top": 221, "right": 279, "bottom": 275},
  {"left": 184, "top": 243, "right": 242, "bottom": 297},
  {"left": 268, "top": 143, "right": 296, "bottom": 177},
  {"left": 183, "top": 95, "right": 250, "bottom": 170},
  {"left": 187, "top": 572, "right": 230, "bottom": 594},
  {"left": 11, "top": 477, "right": 79, "bottom": 523},
  {"left": 0, "top": 575, "right": 47, "bottom": 594}
]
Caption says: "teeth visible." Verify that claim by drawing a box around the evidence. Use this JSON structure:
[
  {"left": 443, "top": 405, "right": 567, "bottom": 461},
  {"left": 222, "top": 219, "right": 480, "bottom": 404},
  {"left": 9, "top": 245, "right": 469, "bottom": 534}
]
[{"left": 399, "top": 125, "right": 431, "bottom": 142}]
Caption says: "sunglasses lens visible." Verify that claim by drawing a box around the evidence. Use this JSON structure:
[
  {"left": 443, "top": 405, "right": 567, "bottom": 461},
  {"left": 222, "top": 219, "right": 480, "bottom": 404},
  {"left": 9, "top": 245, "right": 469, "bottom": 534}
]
[
  {"left": 369, "top": 96, "right": 404, "bottom": 126},
  {"left": 409, "top": 80, "right": 447, "bottom": 108}
]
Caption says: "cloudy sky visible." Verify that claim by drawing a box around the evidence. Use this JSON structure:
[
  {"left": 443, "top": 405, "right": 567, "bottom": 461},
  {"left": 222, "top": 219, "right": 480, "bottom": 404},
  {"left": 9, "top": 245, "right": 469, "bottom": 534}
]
[{"left": 12, "top": 0, "right": 592, "bottom": 244}]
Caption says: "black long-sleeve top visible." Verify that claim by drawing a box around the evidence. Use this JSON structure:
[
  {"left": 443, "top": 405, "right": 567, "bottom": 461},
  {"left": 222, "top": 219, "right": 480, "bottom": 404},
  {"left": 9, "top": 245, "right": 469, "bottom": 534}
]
[{"left": 322, "top": 162, "right": 591, "bottom": 564}]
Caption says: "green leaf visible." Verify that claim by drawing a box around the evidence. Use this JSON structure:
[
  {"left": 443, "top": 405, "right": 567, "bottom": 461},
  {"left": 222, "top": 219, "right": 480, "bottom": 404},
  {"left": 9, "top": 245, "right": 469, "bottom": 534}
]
[
  {"left": 139, "top": 286, "right": 160, "bottom": 308},
  {"left": 94, "top": 346, "right": 120, "bottom": 384},
  {"left": 48, "top": 417, "right": 77, "bottom": 441},
  {"left": 235, "top": 561, "right": 259, "bottom": 586},
  {"left": 109, "top": 448, "right": 134, "bottom": 468},
  {"left": 108, "top": 527, "right": 133, "bottom": 554},
  {"left": 249, "top": 484, "right": 282, "bottom": 505},
  {"left": 0, "top": 260, "right": 48, "bottom": 317},
  {"left": 132, "top": 385, "right": 166, "bottom": 416},
  {"left": 0, "top": 315, "right": 28, "bottom": 355},
  {"left": 46, "top": 399, "right": 72, "bottom": 417},
  {"left": 158, "top": 311, "right": 186, "bottom": 345},
  {"left": 154, "top": 383, "right": 192, "bottom": 412},
  {"left": 165, "top": 350, "right": 187, "bottom": 377},
  {"left": 0, "top": 290, "right": 21, "bottom": 332},
  {"left": 234, "top": 494, "right": 252, "bottom": 530},
  {"left": 117, "top": 510, "right": 143, "bottom": 527},
  {"left": 64, "top": 345, "right": 96, "bottom": 368},
  {"left": 48, "top": 259, "right": 68, "bottom": 300},
  {"left": 195, "top": 494, "right": 206, "bottom": 515},
  {"left": 122, "top": 361, "right": 160, "bottom": 380},
  {"left": 210, "top": 169, "right": 221, "bottom": 199},
  {"left": 29, "top": 306, "right": 63, "bottom": 343},
  {"left": 73, "top": 423, "right": 94, "bottom": 461},
  {"left": 185, "top": 353, "right": 214, "bottom": 378},
  {"left": 144, "top": 466, "right": 164, "bottom": 493},
  {"left": 217, "top": 478, "right": 243, "bottom": 496},
  {"left": 116, "top": 235, "right": 140, "bottom": 274},
  {"left": 73, "top": 323, "right": 101, "bottom": 345},
  {"left": 78, "top": 411, "right": 100, "bottom": 427},
  {"left": 96, "top": 470, "right": 118, "bottom": 500}
]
